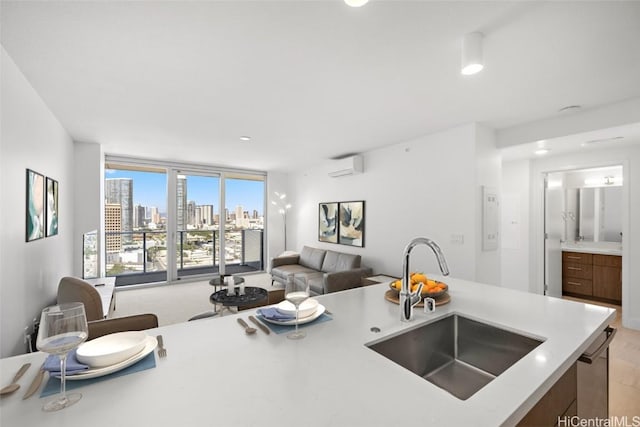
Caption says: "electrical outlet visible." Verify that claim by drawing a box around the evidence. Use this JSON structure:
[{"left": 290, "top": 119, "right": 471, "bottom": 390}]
[{"left": 451, "top": 234, "right": 465, "bottom": 245}]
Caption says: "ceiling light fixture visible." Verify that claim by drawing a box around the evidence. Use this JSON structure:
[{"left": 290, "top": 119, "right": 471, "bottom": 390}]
[
  {"left": 239, "top": 136, "right": 251, "bottom": 142},
  {"left": 461, "top": 32, "right": 484, "bottom": 75},
  {"left": 535, "top": 148, "right": 550, "bottom": 155},
  {"left": 344, "top": 0, "right": 369, "bottom": 7}
]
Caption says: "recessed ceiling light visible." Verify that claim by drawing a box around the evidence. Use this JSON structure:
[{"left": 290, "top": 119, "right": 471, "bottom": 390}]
[
  {"left": 536, "top": 140, "right": 547, "bottom": 148},
  {"left": 344, "top": 0, "right": 369, "bottom": 7},
  {"left": 558, "top": 105, "right": 581, "bottom": 113},
  {"left": 535, "top": 148, "right": 550, "bottom": 155},
  {"left": 239, "top": 136, "right": 251, "bottom": 142}
]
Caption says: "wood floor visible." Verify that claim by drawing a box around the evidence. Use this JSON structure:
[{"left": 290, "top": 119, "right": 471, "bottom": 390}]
[{"left": 565, "top": 296, "right": 640, "bottom": 417}]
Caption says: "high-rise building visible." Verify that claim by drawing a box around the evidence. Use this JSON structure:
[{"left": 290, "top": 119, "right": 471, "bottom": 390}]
[
  {"left": 150, "top": 207, "right": 160, "bottom": 224},
  {"left": 105, "top": 203, "right": 122, "bottom": 253},
  {"left": 177, "top": 176, "right": 187, "bottom": 231},
  {"left": 200, "top": 205, "right": 214, "bottom": 226},
  {"left": 133, "top": 204, "right": 146, "bottom": 229},
  {"left": 252, "top": 209, "right": 259, "bottom": 219},
  {"left": 235, "top": 205, "right": 249, "bottom": 228},
  {"left": 187, "top": 200, "right": 196, "bottom": 226},
  {"left": 105, "top": 178, "right": 133, "bottom": 241}
]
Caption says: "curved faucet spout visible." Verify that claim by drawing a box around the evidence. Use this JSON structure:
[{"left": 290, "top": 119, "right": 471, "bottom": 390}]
[{"left": 400, "top": 237, "right": 449, "bottom": 322}]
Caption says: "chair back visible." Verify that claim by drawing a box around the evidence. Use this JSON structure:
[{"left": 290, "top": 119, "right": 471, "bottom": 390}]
[
  {"left": 57, "top": 276, "right": 104, "bottom": 321},
  {"left": 87, "top": 314, "right": 159, "bottom": 340}
]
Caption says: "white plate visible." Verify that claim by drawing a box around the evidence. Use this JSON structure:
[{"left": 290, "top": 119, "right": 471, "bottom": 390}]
[
  {"left": 276, "top": 298, "right": 319, "bottom": 318},
  {"left": 77, "top": 331, "right": 147, "bottom": 368},
  {"left": 61, "top": 335, "right": 157, "bottom": 380},
  {"left": 261, "top": 304, "right": 326, "bottom": 326}
]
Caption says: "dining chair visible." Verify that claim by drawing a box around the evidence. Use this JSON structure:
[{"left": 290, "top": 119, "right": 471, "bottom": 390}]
[
  {"left": 56, "top": 276, "right": 104, "bottom": 321},
  {"left": 87, "top": 314, "right": 159, "bottom": 340}
]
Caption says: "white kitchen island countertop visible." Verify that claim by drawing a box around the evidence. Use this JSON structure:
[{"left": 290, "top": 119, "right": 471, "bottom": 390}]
[{"left": 0, "top": 277, "right": 615, "bottom": 427}]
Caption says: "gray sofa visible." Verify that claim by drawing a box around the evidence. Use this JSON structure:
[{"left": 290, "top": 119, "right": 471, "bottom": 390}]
[{"left": 270, "top": 246, "right": 372, "bottom": 296}]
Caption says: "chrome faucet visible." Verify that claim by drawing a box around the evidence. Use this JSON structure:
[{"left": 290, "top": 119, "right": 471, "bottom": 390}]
[{"left": 400, "top": 237, "right": 450, "bottom": 322}]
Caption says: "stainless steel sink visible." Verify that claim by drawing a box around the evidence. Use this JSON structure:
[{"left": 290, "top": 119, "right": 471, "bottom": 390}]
[{"left": 367, "top": 314, "right": 543, "bottom": 400}]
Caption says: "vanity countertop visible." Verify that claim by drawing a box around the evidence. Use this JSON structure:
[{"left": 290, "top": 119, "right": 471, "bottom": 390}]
[{"left": 561, "top": 241, "right": 622, "bottom": 256}]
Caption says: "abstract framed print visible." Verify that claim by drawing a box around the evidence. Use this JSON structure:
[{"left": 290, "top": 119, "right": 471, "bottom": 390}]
[
  {"left": 318, "top": 202, "right": 338, "bottom": 243},
  {"left": 338, "top": 201, "right": 364, "bottom": 247},
  {"left": 46, "top": 177, "right": 59, "bottom": 237},
  {"left": 26, "top": 169, "right": 45, "bottom": 241}
]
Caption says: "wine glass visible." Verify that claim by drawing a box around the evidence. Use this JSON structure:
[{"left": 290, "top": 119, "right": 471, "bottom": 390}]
[
  {"left": 36, "top": 302, "right": 88, "bottom": 412},
  {"left": 285, "top": 284, "right": 310, "bottom": 340}
]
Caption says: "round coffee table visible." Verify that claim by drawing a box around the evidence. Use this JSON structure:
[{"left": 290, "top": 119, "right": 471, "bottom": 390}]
[{"left": 210, "top": 287, "right": 268, "bottom": 311}]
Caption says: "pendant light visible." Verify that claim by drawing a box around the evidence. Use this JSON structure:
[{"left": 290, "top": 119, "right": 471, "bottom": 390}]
[{"left": 461, "top": 32, "right": 484, "bottom": 75}]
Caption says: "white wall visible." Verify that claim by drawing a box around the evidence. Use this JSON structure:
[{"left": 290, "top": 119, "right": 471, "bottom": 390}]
[
  {"left": 0, "top": 47, "right": 75, "bottom": 357},
  {"left": 475, "top": 124, "right": 502, "bottom": 285},
  {"left": 500, "top": 160, "right": 531, "bottom": 292},
  {"left": 73, "top": 142, "right": 104, "bottom": 277},
  {"left": 287, "top": 123, "right": 500, "bottom": 282},
  {"left": 528, "top": 146, "right": 640, "bottom": 330}
]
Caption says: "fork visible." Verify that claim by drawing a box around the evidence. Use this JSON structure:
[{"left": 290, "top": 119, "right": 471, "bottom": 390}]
[{"left": 156, "top": 335, "right": 167, "bottom": 358}]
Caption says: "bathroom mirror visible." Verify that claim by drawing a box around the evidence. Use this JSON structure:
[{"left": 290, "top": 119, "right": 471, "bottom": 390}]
[{"left": 575, "top": 186, "right": 622, "bottom": 243}]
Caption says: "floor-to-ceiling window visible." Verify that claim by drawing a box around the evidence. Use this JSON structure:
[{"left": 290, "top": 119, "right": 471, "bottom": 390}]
[
  {"left": 174, "top": 172, "right": 220, "bottom": 279},
  {"left": 223, "top": 174, "right": 265, "bottom": 274},
  {"left": 104, "top": 164, "right": 168, "bottom": 285},
  {"left": 103, "top": 159, "right": 266, "bottom": 286}
]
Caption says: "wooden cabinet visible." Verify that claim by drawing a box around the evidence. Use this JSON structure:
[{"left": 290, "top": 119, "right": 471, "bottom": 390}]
[
  {"left": 562, "top": 251, "right": 621, "bottom": 304},
  {"left": 517, "top": 362, "right": 577, "bottom": 426},
  {"left": 562, "top": 252, "right": 593, "bottom": 297},
  {"left": 593, "top": 255, "right": 622, "bottom": 302}
]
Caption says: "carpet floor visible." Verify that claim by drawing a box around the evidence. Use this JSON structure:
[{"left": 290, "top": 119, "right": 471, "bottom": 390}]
[{"left": 112, "top": 272, "right": 283, "bottom": 326}]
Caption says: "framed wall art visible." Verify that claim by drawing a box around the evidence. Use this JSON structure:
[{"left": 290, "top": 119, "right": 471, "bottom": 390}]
[
  {"left": 26, "top": 169, "right": 45, "bottom": 242},
  {"left": 338, "top": 201, "right": 364, "bottom": 247},
  {"left": 46, "top": 177, "right": 59, "bottom": 237},
  {"left": 318, "top": 202, "right": 338, "bottom": 243}
]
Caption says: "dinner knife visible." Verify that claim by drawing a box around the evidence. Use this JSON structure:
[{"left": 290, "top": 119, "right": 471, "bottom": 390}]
[
  {"left": 248, "top": 315, "right": 270, "bottom": 335},
  {"left": 22, "top": 363, "right": 46, "bottom": 400}
]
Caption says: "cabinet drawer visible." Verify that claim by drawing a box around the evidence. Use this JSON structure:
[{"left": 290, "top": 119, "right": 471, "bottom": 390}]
[
  {"left": 563, "top": 262, "right": 593, "bottom": 279},
  {"left": 563, "top": 278, "right": 593, "bottom": 296},
  {"left": 562, "top": 252, "right": 592, "bottom": 265},
  {"left": 593, "top": 254, "right": 622, "bottom": 268}
]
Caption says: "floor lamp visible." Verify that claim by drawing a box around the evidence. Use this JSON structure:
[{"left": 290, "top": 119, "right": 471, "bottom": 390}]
[{"left": 272, "top": 192, "right": 292, "bottom": 251}]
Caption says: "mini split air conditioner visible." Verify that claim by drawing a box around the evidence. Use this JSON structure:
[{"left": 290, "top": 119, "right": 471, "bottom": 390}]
[{"left": 328, "top": 155, "right": 364, "bottom": 177}]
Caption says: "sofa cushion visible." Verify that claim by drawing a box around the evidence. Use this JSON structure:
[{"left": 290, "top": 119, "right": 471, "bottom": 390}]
[
  {"left": 271, "top": 264, "right": 318, "bottom": 283},
  {"left": 299, "top": 246, "right": 326, "bottom": 271},
  {"left": 321, "top": 250, "right": 361, "bottom": 273}
]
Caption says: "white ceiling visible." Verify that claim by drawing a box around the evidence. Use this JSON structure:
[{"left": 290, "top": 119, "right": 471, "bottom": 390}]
[{"left": 2, "top": 1, "right": 640, "bottom": 172}]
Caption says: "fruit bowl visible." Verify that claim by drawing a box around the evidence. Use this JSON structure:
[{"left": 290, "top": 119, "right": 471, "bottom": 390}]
[{"left": 389, "top": 279, "right": 448, "bottom": 298}]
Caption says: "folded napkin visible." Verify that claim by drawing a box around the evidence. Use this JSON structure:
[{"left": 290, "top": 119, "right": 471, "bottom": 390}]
[
  {"left": 257, "top": 307, "right": 295, "bottom": 321},
  {"left": 44, "top": 349, "right": 89, "bottom": 375}
]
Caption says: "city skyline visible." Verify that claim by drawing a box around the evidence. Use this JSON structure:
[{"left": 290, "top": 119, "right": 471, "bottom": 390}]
[{"left": 106, "top": 169, "right": 265, "bottom": 215}]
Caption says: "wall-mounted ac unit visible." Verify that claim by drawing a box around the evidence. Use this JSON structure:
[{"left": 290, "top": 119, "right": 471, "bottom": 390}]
[{"left": 328, "top": 155, "right": 364, "bottom": 178}]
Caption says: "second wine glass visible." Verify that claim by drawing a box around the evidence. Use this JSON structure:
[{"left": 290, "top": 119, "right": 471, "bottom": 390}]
[
  {"left": 285, "top": 284, "right": 310, "bottom": 340},
  {"left": 36, "top": 302, "right": 88, "bottom": 412}
]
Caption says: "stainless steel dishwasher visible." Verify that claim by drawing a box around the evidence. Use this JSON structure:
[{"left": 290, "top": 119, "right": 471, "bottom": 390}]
[{"left": 577, "top": 326, "right": 617, "bottom": 419}]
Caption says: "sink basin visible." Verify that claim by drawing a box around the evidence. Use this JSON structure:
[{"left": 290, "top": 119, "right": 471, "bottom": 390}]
[{"left": 367, "top": 314, "right": 543, "bottom": 400}]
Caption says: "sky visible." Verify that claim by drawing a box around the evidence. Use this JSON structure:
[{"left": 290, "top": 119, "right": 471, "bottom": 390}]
[{"left": 105, "top": 169, "right": 264, "bottom": 214}]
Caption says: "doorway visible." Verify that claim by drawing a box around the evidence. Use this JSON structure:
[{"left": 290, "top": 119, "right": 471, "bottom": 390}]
[{"left": 543, "top": 166, "right": 623, "bottom": 304}]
